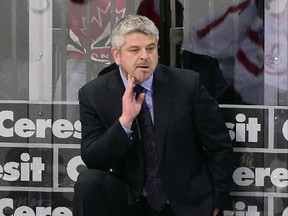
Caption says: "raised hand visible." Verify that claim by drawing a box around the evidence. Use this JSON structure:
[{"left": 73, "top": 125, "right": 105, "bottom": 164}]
[{"left": 119, "top": 74, "right": 145, "bottom": 129}]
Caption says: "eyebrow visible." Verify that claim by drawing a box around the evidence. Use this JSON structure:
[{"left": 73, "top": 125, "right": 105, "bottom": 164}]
[{"left": 128, "top": 43, "right": 157, "bottom": 48}]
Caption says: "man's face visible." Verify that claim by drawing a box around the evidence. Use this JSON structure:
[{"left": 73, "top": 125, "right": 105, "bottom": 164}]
[{"left": 112, "top": 32, "right": 158, "bottom": 83}]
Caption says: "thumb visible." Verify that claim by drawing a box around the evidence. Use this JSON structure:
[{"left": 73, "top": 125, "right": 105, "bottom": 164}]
[{"left": 136, "top": 92, "right": 145, "bottom": 104}]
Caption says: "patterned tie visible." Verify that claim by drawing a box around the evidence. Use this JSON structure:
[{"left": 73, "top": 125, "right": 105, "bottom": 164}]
[{"left": 134, "top": 85, "right": 167, "bottom": 212}]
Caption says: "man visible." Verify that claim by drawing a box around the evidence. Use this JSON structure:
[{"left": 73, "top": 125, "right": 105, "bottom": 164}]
[{"left": 73, "top": 15, "right": 233, "bottom": 216}]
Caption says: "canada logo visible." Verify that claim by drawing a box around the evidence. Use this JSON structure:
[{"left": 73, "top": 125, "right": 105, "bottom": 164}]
[{"left": 67, "top": 0, "right": 126, "bottom": 63}]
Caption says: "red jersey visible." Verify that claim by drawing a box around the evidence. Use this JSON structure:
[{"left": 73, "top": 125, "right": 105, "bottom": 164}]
[{"left": 66, "top": 0, "right": 126, "bottom": 63}]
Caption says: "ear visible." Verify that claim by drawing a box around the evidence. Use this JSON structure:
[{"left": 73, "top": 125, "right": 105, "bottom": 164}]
[{"left": 111, "top": 47, "right": 121, "bottom": 65}]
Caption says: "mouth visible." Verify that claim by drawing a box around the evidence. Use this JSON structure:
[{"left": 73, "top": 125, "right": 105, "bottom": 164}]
[{"left": 137, "top": 65, "right": 149, "bottom": 70}]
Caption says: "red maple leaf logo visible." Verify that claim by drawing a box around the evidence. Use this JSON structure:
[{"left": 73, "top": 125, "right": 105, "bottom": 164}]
[{"left": 67, "top": 0, "right": 126, "bottom": 63}]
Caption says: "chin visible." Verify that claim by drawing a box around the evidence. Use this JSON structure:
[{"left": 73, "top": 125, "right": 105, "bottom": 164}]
[{"left": 135, "top": 76, "right": 149, "bottom": 83}]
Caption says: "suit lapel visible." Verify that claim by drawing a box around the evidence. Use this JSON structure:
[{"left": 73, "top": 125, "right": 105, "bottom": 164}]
[
  {"left": 153, "top": 65, "right": 176, "bottom": 163},
  {"left": 104, "top": 70, "right": 125, "bottom": 122},
  {"left": 105, "top": 70, "right": 145, "bottom": 183}
]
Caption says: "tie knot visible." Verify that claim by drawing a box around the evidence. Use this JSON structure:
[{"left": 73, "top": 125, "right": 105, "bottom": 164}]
[{"left": 134, "top": 85, "right": 145, "bottom": 98}]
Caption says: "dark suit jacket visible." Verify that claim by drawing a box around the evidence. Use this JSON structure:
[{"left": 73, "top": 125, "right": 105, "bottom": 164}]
[{"left": 78, "top": 64, "right": 233, "bottom": 215}]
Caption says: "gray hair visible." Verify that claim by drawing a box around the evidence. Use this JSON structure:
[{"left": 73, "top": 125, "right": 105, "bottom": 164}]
[{"left": 111, "top": 14, "right": 159, "bottom": 49}]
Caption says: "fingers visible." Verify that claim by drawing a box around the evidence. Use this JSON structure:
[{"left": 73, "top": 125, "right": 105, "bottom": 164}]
[
  {"left": 124, "top": 74, "right": 145, "bottom": 104},
  {"left": 213, "top": 208, "right": 220, "bottom": 216},
  {"left": 136, "top": 92, "right": 145, "bottom": 103},
  {"left": 126, "top": 74, "right": 134, "bottom": 96},
  {"left": 120, "top": 75, "right": 142, "bottom": 127}
]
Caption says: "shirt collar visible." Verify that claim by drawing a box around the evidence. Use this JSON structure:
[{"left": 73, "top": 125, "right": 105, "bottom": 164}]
[{"left": 119, "top": 66, "right": 153, "bottom": 92}]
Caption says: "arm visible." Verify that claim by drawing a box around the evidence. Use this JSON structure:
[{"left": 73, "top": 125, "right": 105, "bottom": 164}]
[
  {"left": 79, "top": 88, "right": 131, "bottom": 170},
  {"left": 193, "top": 74, "right": 233, "bottom": 211},
  {"left": 79, "top": 75, "right": 145, "bottom": 170}
]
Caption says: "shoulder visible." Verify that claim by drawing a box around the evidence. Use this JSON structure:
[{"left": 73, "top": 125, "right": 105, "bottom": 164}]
[
  {"left": 156, "top": 64, "right": 200, "bottom": 85},
  {"left": 79, "top": 67, "right": 119, "bottom": 98},
  {"left": 98, "top": 63, "right": 118, "bottom": 77},
  {"left": 83, "top": 68, "right": 118, "bottom": 88},
  {"left": 155, "top": 64, "right": 211, "bottom": 101}
]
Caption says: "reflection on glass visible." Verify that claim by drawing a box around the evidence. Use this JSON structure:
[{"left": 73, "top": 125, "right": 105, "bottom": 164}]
[
  {"left": 137, "top": 0, "right": 161, "bottom": 31},
  {"left": 181, "top": 0, "right": 266, "bottom": 105},
  {"left": 0, "top": 1, "right": 29, "bottom": 100},
  {"left": 264, "top": 0, "right": 288, "bottom": 105},
  {"left": 54, "top": 0, "right": 127, "bottom": 101},
  {"left": 234, "top": 2, "right": 264, "bottom": 105}
]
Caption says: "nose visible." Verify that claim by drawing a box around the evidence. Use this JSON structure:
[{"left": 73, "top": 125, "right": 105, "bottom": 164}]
[{"left": 140, "top": 48, "right": 149, "bottom": 60}]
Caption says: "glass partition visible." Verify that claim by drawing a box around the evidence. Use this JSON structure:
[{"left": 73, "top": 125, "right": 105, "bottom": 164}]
[
  {"left": 178, "top": 0, "right": 288, "bottom": 215},
  {"left": 1, "top": 0, "right": 288, "bottom": 215},
  {"left": 0, "top": 0, "right": 139, "bottom": 213}
]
